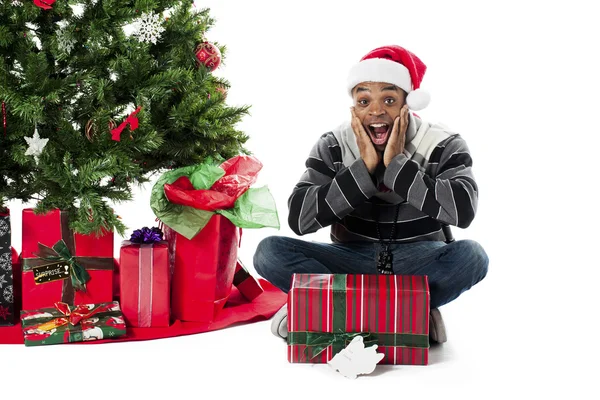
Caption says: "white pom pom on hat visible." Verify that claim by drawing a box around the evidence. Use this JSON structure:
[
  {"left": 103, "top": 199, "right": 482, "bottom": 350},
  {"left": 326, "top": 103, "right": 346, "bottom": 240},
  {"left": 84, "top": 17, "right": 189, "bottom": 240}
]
[
  {"left": 347, "top": 45, "right": 431, "bottom": 111},
  {"left": 406, "top": 89, "right": 430, "bottom": 111}
]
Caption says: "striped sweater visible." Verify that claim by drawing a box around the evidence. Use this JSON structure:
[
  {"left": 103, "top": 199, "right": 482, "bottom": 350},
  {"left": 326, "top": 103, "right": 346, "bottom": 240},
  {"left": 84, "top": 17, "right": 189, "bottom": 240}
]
[{"left": 287, "top": 112, "right": 478, "bottom": 243}]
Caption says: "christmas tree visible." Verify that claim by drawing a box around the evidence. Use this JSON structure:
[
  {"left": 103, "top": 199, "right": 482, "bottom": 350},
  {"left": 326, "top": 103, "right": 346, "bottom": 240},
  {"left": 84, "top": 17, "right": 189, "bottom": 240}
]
[{"left": 0, "top": 0, "right": 249, "bottom": 234}]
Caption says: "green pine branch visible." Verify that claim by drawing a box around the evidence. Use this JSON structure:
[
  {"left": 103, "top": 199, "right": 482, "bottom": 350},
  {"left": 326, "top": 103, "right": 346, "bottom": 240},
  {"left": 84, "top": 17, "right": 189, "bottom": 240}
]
[{"left": 0, "top": 1, "right": 250, "bottom": 233}]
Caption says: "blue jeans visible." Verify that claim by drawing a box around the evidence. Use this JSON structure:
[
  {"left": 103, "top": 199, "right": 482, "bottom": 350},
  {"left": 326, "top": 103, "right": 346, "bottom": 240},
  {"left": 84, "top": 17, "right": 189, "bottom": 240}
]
[{"left": 253, "top": 237, "right": 488, "bottom": 309}]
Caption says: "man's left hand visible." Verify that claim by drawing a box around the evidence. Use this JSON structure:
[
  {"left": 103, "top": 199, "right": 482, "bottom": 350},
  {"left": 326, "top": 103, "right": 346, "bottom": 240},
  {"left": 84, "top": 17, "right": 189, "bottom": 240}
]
[{"left": 383, "top": 105, "right": 409, "bottom": 167}]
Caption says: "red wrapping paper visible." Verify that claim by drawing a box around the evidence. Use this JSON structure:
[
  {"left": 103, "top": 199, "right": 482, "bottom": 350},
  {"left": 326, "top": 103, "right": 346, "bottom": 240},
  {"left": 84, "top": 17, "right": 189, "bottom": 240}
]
[
  {"left": 21, "top": 209, "right": 114, "bottom": 310},
  {"left": 119, "top": 241, "right": 170, "bottom": 327},
  {"left": 233, "top": 259, "right": 263, "bottom": 301},
  {"left": 165, "top": 214, "right": 239, "bottom": 322},
  {"left": 113, "top": 257, "right": 120, "bottom": 301},
  {"left": 287, "top": 274, "right": 430, "bottom": 365},
  {"left": 164, "top": 156, "right": 262, "bottom": 212},
  {"left": 11, "top": 247, "right": 21, "bottom": 322},
  {"left": 208, "top": 156, "right": 262, "bottom": 200}
]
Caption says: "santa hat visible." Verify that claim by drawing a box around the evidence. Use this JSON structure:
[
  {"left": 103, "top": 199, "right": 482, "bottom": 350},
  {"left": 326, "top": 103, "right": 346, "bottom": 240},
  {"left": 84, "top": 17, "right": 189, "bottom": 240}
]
[{"left": 347, "top": 45, "right": 430, "bottom": 111}]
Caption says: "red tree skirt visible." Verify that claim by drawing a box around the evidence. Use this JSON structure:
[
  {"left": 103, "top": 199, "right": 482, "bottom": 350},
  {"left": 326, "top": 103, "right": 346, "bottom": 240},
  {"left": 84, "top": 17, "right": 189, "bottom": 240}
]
[{"left": 0, "top": 280, "right": 286, "bottom": 345}]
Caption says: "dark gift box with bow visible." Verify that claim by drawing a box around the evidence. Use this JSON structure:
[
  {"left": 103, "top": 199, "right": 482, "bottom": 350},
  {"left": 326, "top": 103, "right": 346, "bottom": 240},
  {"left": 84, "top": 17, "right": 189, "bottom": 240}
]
[
  {"left": 0, "top": 211, "right": 15, "bottom": 326},
  {"left": 287, "top": 274, "right": 430, "bottom": 365},
  {"left": 21, "top": 209, "right": 114, "bottom": 310},
  {"left": 21, "top": 301, "right": 126, "bottom": 346}
]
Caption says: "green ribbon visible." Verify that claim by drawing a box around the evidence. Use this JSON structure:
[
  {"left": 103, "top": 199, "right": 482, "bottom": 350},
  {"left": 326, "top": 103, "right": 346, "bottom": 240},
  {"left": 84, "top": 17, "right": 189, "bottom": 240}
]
[
  {"left": 20, "top": 210, "right": 114, "bottom": 306},
  {"left": 332, "top": 274, "right": 346, "bottom": 333},
  {"left": 288, "top": 274, "right": 429, "bottom": 360},
  {"left": 288, "top": 331, "right": 378, "bottom": 360},
  {"left": 288, "top": 331, "right": 429, "bottom": 360},
  {"left": 34, "top": 240, "right": 91, "bottom": 292}
]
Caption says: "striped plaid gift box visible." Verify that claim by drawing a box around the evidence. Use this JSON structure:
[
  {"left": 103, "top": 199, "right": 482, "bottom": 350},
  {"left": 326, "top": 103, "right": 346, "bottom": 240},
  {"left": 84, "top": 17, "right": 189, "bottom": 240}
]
[{"left": 287, "top": 273, "right": 430, "bottom": 365}]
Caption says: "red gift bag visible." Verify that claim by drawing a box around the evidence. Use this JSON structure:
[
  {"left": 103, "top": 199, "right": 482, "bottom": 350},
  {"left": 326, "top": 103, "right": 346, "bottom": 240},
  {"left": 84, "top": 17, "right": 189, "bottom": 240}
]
[
  {"left": 165, "top": 214, "right": 239, "bottom": 322},
  {"left": 154, "top": 155, "right": 277, "bottom": 323},
  {"left": 21, "top": 209, "right": 114, "bottom": 310}
]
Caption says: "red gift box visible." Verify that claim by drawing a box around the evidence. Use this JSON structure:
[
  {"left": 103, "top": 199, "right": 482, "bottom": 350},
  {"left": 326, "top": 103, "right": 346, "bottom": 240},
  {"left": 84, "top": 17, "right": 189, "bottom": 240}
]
[
  {"left": 287, "top": 274, "right": 430, "bottom": 365},
  {"left": 233, "top": 259, "right": 263, "bottom": 301},
  {"left": 119, "top": 241, "right": 170, "bottom": 327},
  {"left": 21, "top": 209, "right": 114, "bottom": 310},
  {"left": 165, "top": 214, "right": 239, "bottom": 322}
]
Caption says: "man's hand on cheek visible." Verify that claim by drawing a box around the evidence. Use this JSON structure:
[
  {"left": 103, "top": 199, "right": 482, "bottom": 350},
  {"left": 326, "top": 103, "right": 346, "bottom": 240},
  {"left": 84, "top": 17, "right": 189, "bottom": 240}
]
[
  {"left": 351, "top": 107, "right": 381, "bottom": 174},
  {"left": 383, "top": 105, "right": 409, "bottom": 167}
]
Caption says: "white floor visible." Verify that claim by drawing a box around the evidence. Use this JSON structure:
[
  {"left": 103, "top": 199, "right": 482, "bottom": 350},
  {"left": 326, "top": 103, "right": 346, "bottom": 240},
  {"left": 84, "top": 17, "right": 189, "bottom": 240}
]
[
  {"left": 2, "top": 192, "right": 597, "bottom": 399},
  {"left": 2, "top": 268, "right": 595, "bottom": 400},
  {"left": 3, "top": 1, "right": 600, "bottom": 397}
]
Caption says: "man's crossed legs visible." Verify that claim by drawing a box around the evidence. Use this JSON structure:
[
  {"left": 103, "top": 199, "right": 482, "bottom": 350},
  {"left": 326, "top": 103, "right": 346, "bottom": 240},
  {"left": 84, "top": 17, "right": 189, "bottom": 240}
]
[{"left": 253, "top": 237, "right": 489, "bottom": 343}]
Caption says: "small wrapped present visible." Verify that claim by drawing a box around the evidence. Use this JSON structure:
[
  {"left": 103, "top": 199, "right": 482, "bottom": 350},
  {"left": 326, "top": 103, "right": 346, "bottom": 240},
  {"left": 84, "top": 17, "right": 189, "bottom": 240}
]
[
  {"left": 287, "top": 274, "right": 430, "bottom": 365},
  {"left": 21, "top": 301, "right": 126, "bottom": 346},
  {"left": 151, "top": 155, "right": 279, "bottom": 322},
  {"left": 21, "top": 209, "right": 114, "bottom": 310},
  {"left": 0, "top": 211, "right": 15, "bottom": 326},
  {"left": 119, "top": 227, "right": 170, "bottom": 327},
  {"left": 233, "top": 259, "right": 263, "bottom": 301}
]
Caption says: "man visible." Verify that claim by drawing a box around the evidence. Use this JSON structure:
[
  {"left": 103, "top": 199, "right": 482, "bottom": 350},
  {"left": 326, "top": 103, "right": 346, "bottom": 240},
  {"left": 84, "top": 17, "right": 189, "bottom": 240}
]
[{"left": 253, "top": 45, "right": 488, "bottom": 344}]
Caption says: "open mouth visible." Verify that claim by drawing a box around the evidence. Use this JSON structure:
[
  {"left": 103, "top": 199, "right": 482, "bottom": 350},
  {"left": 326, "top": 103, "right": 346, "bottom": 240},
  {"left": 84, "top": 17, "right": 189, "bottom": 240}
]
[{"left": 366, "top": 123, "right": 391, "bottom": 145}]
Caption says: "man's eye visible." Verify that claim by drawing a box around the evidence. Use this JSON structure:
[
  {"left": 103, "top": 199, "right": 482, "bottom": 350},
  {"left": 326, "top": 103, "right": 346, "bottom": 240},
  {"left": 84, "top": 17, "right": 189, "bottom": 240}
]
[
  {"left": 385, "top": 98, "right": 396, "bottom": 105},
  {"left": 358, "top": 99, "right": 368, "bottom": 105}
]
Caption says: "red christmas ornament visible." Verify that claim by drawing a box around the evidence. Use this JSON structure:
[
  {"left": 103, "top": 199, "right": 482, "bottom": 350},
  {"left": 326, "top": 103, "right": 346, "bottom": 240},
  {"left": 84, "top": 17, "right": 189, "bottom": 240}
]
[{"left": 195, "top": 42, "right": 221, "bottom": 72}]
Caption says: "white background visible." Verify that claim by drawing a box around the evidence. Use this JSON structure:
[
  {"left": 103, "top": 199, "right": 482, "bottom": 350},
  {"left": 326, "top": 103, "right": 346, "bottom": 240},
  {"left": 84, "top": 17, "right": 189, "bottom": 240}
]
[{"left": 2, "top": 0, "right": 600, "bottom": 398}]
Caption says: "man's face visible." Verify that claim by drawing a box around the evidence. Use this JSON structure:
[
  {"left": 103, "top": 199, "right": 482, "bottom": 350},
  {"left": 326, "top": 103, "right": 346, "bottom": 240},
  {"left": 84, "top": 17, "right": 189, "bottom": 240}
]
[{"left": 352, "top": 82, "right": 406, "bottom": 152}]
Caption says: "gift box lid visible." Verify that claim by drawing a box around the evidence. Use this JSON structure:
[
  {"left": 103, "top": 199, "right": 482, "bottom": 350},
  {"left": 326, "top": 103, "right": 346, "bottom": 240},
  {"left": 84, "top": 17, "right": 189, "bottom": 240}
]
[
  {"left": 290, "top": 273, "right": 429, "bottom": 294},
  {"left": 288, "top": 273, "right": 430, "bottom": 336}
]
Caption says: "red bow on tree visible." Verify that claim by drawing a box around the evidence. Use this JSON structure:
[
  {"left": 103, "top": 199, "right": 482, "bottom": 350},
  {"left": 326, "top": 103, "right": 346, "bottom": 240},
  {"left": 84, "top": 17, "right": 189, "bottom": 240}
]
[
  {"left": 33, "top": 0, "right": 56, "bottom": 10},
  {"left": 111, "top": 106, "right": 142, "bottom": 142}
]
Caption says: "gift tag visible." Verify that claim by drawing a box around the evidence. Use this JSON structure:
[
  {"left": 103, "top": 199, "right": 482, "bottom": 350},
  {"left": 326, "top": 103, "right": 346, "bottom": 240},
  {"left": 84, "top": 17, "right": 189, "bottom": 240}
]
[
  {"left": 377, "top": 248, "right": 394, "bottom": 275},
  {"left": 327, "top": 336, "right": 385, "bottom": 379},
  {"left": 33, "top": 263, "right": 70, "bottom": 284}
]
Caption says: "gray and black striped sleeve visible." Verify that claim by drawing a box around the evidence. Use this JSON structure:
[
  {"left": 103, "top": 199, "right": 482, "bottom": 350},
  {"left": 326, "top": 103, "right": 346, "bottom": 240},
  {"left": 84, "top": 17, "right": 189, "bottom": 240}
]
[
  {"left": 383, "top": 135, "right": 478, "bottom": 228},
  {"left": 287, "top": 133, "right": 378, "bottom": 236}
]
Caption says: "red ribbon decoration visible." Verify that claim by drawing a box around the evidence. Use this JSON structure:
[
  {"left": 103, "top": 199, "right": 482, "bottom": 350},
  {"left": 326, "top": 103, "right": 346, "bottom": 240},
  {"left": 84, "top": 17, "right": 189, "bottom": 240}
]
[
  {"left": 33, "top": 0, "right": 56, "bottom": 10},
  {"left": 138, "top": 244, "right": 154, "bottom": 327},
  {"left": 2, "top": 102, "right": 6, "bottom": 137},
  {"left": 111, "top": 106, "right": 142, "bottom": 142},
  {"left": 33, "top": 302, "right": 108, "bottom": 332}
]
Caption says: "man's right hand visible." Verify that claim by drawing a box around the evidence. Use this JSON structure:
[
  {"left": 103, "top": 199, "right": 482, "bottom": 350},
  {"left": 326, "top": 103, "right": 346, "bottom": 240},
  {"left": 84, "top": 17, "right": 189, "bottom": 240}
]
[{"left": 351, "top": 107, "right": 381, "bottom": 174}]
